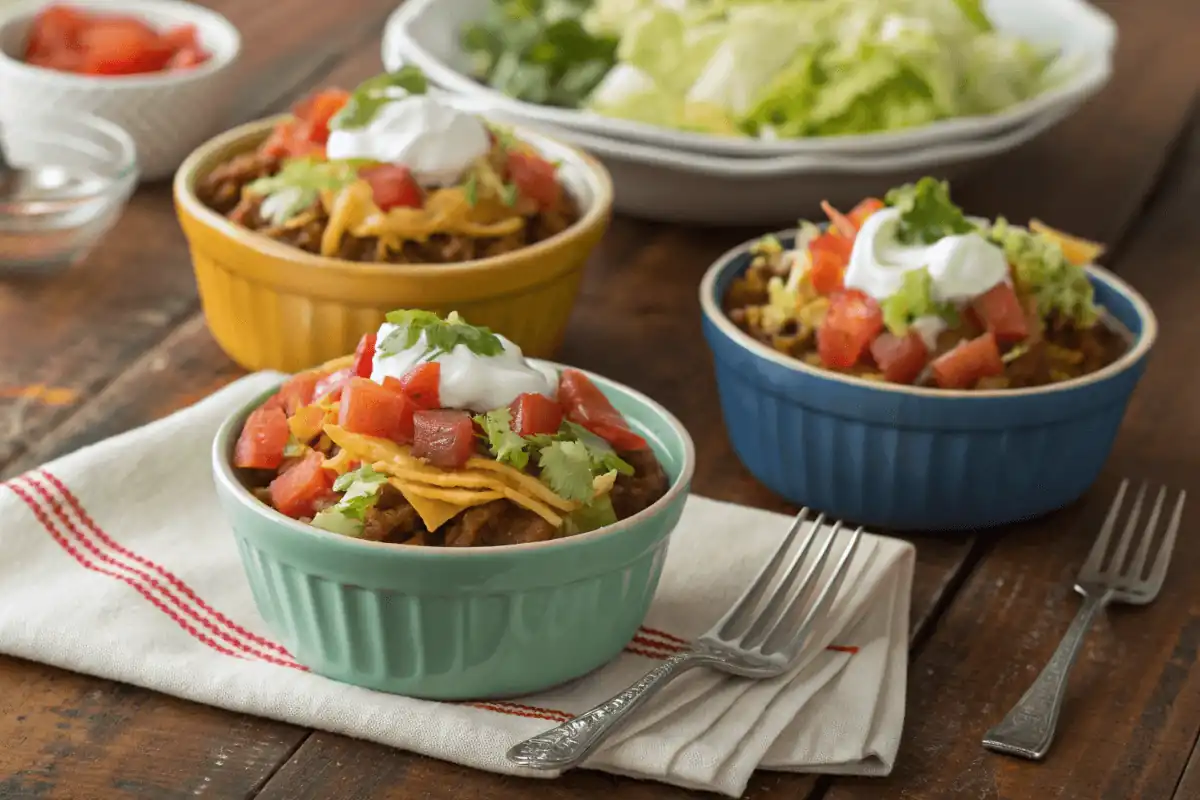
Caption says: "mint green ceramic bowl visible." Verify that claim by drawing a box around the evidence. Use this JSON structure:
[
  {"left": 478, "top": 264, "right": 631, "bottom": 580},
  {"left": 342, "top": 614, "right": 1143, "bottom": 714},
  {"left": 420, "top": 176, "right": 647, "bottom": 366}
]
[{"left": 212, "top": 362, "right": 695, "bottom": 700}]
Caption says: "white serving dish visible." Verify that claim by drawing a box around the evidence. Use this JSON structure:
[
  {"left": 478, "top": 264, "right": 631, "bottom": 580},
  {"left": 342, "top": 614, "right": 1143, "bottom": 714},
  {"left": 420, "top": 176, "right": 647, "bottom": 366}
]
[
  {"left": 448, "top": 92, "right": 1078, "bottom": 225},
  {"left": 381, "top": 0, "right": 1115, "bottom": 159},
  {"left": 0, "top": 0, "right": 242, "bottom": 181}
]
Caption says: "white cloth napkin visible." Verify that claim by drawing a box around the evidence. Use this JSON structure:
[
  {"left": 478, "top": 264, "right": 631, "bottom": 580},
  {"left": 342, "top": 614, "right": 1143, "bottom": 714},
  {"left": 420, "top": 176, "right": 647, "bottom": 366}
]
[{"left": 0, "top": 373, "right": 914, "bottom": 798}]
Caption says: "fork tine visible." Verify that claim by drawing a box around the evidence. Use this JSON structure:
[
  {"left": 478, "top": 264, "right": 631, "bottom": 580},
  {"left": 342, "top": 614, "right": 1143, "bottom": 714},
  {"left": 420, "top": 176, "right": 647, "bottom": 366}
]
[
  {"left": 1106, "top": 481, "right": 1147, "bottom": 576},
  {"left": 1125, "top": 486, "right": 1166, "bottom": 583},
  {"left": 711, "top": 509, "right": 816, "bottom": 640},
  {"left": 765, "top": 525, "right": 865, "bottom": 657},
  {"left": 1081, "top": 479, "right": 1129, "bottom": 575},
  {"left": 745, "top": 519, "right": 844, "bottom": 648},
  {"left": 1145, "top": 491, "right": 1186, "bottom": 591},
  {"left": 737, "top": 518, "right": 831, "bottom": 649}
]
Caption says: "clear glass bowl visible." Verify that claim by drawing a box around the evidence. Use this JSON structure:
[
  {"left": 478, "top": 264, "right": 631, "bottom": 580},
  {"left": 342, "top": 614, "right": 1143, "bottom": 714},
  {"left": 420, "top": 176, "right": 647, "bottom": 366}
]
[{"left": 0, "top": 111, "right": 137, "bottom": 275}]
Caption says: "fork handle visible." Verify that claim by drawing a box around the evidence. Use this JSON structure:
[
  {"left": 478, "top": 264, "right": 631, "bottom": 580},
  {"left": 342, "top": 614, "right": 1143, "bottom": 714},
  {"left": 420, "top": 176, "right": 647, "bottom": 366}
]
[
  {"left": 506, "top": 651, "right": 713, "bottom": 771},
  {"left": 983, "top": 592, "right": 1110, "bottom": 760}
]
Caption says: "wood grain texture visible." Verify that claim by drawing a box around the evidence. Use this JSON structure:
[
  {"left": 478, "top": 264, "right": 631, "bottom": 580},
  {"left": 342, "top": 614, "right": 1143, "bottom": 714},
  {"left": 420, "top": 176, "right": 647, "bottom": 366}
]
[{"left": 822, "top": 110, "right": 1200, "bottom": 800}]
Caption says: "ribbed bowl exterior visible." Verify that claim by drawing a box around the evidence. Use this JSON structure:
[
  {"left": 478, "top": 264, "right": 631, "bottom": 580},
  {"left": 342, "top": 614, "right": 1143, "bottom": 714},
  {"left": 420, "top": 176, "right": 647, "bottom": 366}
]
[
  {"left": 213, "top": 365, "right": 694, "bottom": 699},
  {"left": 175, "top": 119, "right": 613, "bottom": 373},
  {"left": 700, "top": 234, "right": 1154, "bottom": 531}
]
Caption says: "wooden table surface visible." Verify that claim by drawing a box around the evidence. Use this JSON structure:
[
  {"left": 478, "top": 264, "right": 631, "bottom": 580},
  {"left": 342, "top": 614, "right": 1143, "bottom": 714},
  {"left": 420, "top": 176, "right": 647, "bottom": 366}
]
[{"left": 2, "top": 1, "right": 1199, "bottom": 798}]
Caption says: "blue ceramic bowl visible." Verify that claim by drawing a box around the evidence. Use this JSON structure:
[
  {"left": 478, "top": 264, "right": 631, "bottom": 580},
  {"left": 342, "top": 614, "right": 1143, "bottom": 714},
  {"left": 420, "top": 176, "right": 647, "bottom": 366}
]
[{"left": 699, "top": 230, "right": 1156, "bottom": 531}]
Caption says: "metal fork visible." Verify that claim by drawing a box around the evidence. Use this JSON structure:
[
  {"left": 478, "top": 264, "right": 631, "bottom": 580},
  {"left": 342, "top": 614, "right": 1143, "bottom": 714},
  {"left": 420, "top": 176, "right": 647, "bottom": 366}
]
[
  {"left": 506, "top": 508, "right": 864, "bottom": 771},
  {"left": 983, "top": 480, "right": 1186, "bottom": 760}
]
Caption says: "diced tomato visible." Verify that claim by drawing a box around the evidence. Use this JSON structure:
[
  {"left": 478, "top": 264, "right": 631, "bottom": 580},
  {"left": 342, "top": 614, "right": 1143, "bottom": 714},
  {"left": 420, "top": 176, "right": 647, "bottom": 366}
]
[
  {"left": 847, "top": 198, "right": 886, "bottom": 229},
  {"left": 269, "top": 450, "right": 335, "bottom": 519},
  {"left": 314, "top": 367, "right": 353, "bottom": 402},
  {"left": 817, "top": 290, "right": 884, "bottom": 370},
  {"left": 930, "top": 332, "right": 1005, "bottom": 390},
  {"left": 412, "top": 409, "right": 477, "bottom": 468},
  {"left": 352, "top": 332, "right": 377, "bottom": 378},
  {"left": 396, "top": 363, "right": 440, "bottom": 409},
  {"left": 339, "top": 377, "right": 417, "bottom": 443},
  {"left": 80, "top": 19, "right": 174, "bottom": 75},
  {"left": 808, "top": 246, "right": 846, "bottom": 294},
  {"left": 557, "top": 369, "right": 648, "bottom": 451},
  {"left": 25, "top": 5, "right": 88, "bottom": 58},
  {"left": 971, "top": 283, "right": 1028, "bottom": 343},
  {"left": 810, "top": 230, "right": 854, "bottom": 262},
  {"left": 260, "top": 123, "right": 325, "bottom": 160},
  {"left": 509, "top": 393, "right": 564, "bottom": 436},
  {"left": 265, "top": 372, "right": 321, "bottom": 416},
  {"left": 234, "top": 407, "right": 290, "bottom": 470},
  {"left": 161, "top": 24, "right": 198, "bottom": 52},
  {"left": 293, "top": 88, "right": 350, "bottom": 146},
  {"left": 507, "top": 151, "right": 561, "bottom": 210},
  {"left": 166, "top": 46, "right": 206, "bottom": 70},
  {"left": 820, "top": 200, "right": 858, "bottom": 239},
  {"left": 360, "top": 165, "right": 422, "bottom": 210},
  {"left": 869, "top": 332, "right": 928, "bottom": 385}
]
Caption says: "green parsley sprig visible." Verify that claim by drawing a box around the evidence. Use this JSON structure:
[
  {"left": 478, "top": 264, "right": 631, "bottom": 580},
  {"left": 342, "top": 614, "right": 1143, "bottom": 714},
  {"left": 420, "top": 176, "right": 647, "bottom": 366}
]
[
  {"left": 379, "top": 310, "right": 505, "bottom": 361},
  {"left": 884, "top": 177, "right": 974, "bottom": 245},
  {"left": 329, "top": 67, "right": 429, "bottom": 130}
]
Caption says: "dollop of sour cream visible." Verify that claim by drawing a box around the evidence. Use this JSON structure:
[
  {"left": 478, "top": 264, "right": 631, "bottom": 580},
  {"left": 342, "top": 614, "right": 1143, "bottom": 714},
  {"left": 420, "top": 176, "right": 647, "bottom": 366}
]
[
  {"left": 843, "top": 207, "right": 1009, "bottom": 304},
  {"left": 326, "top": 95, "right": 490, "bottom": 187},
  {"left": 369, "top": 322, "right": 557, "bottom": 413}
]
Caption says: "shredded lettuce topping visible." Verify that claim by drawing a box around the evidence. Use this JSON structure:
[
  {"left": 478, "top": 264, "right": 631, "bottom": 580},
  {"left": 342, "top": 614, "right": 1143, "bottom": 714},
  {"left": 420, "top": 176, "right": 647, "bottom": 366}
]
[
  {"left": 246, "top": 158, "right": 362, "bottom": 226},
  {"left": 983, "top": 217, "right": 1099, "bottom": 326},
  {"left": 474, "top": 408, "right": 633, "bottom": 503},
  {"left": 310, "top": 464, "right": 389, "bottom": 537},
  {"left": 879, "top": 268, "right": 959, "bottom": 336}
]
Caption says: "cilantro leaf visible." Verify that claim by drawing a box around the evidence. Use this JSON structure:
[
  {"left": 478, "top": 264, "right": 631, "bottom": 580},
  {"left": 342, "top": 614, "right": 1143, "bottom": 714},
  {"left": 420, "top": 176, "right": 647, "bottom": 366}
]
[
  {"left": 884, "top": 177, "right": 974, "bottom": 245},
  {"left": 330, "top": 67, "right": 429, "bottom": 131},
  {"left": 473, "top": 408, "right": 530, "bottom": 469},
  {"left": 247, "top": 158, "right": 361, "bottom": 225},
  {"left": 380, "top": 309, "right": 505, "bottom": 360},
  {"left": 537, "top": 440, "right": 596, "bottom": 503},
  {"left": 562, "top": 422, "right": 633, "bottom": 476}
]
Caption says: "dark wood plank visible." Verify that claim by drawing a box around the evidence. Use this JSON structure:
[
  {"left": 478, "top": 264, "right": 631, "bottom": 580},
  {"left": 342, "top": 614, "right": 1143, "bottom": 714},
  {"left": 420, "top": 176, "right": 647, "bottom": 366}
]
[
  {"left": 822, "top": 110, "right": 1200, "bottom": 800},
  {"left": 1175, "top": 738, "right": 1200, "bottom": 800}
]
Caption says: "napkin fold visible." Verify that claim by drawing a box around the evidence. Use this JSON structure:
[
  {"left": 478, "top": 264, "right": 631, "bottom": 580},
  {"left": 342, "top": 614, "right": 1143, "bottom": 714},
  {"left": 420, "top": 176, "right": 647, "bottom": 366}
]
[{"left": 0, "top": 374, "right": 913, "bottom": 797}]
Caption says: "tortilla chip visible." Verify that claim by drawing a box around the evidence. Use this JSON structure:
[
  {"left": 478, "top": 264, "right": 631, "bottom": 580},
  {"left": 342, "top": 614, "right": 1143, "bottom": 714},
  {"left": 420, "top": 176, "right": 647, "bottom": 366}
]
[
  {"left": 388, "top": 478, "right": 500, "bottom": 532},
  {"left": 384, "top": 467, "right": 563, "bottom": 528},
  {"left": 326, "top": 425, "right": 575, "bottom": 511},
  {"left": 1030, "top": 220, "right": 1105, "bottom": 266}
]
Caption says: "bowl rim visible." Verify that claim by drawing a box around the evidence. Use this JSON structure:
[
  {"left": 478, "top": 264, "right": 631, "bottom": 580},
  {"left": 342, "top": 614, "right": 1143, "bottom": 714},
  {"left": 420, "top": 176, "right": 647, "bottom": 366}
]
[
  {"left": 0, "top": 0, "right": 242, "bottom": 88},
  {"left": 211, "top": 359, "right": 697, "bottom": 557},
  {"left": 173, "top": 116, "right": 615, "bottom": 279},
  {"left": 699, "top": 227, "right": 1158, "bottom": 400},
  {"left": 383, "top": 0, "right": 1117, "bottom": 158},
  {"left": 0, "top": 109, "right": 139, "bottom": 208}
]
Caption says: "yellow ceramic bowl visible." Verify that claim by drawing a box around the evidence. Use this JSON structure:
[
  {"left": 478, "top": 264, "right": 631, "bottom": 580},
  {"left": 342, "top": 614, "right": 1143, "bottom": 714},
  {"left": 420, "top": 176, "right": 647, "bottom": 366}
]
[{"left": 173, "top": 117, "right": 613, "bottom": 372}]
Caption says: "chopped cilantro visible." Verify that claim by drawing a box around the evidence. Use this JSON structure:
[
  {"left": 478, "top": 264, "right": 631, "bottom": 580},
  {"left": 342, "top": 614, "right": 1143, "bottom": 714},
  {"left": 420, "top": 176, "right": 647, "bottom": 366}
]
[
  {"left": 537, "top": 440, "right": 596, "bottom": 503},
  {"left": 879, "top": 269, "right": 959, "bottom": 336},
  {"left": 311, "top": 465, "right": 388, "bottom": 538},
  {"left": 247, "top": 158, "right": 361, "bottom": 225},
  {"left": 885, "top": 177, "right": 974, "bottom": 245},
  {"left": 379, "top": 310, "right": 505, "bottom": 360},
  {"left": 329, "top": 67, "right": 428, "bottom": 130}
]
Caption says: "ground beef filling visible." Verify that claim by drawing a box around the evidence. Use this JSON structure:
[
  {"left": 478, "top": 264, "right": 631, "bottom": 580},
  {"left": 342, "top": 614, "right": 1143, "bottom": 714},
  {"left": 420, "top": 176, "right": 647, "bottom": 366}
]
[
  {"left": 353, "top": 449, "right": 670, "bottom": 547},
  {"left": 196, "top": 151, "right": 581, "bottom": 265}
]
